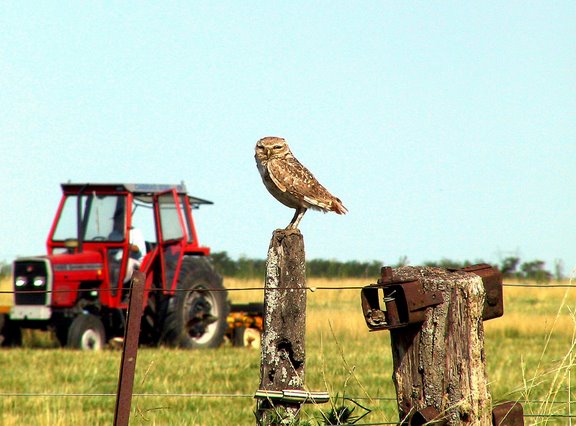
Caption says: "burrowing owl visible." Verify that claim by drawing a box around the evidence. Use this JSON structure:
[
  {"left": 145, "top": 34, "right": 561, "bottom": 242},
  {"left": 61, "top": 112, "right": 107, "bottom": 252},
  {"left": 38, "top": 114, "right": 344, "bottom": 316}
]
[{"left": 255, "top": 136, "right": 348, "bottom": 230}]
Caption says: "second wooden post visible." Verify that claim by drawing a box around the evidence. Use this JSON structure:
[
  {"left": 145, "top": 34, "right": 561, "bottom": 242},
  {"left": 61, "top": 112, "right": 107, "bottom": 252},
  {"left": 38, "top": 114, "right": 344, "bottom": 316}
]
[{"left": 362, "top": 266, "right": 495, "bottom": 425}]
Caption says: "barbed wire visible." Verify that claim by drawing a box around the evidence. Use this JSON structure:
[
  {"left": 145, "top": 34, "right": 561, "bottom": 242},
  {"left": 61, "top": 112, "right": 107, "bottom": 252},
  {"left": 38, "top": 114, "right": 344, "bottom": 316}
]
[
  {"left": 0, "top": 392, "right": 255, "bottom": 398},
  {"left": 0, "top": 282, "right": 574, "bottom": 295},
  {"left": 1, "top": 391, "right": 574, "bottom": 407},
  {"left": 524, "top": 413, "right": 576, "bottom": 418},
  {"left": 1, "top": 391, "right": 575, "bottom": 421},
  {"left": 503, "top": 283, "right": 576, "bottom": 288}
]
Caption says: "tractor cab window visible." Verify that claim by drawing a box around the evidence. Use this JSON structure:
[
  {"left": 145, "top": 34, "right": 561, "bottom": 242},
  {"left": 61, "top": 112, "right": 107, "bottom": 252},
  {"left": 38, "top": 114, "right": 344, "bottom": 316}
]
[
  {"left": 157, "top": 193, "right": 186, "bottom": 242},
  {"left": 180, "top": 195, "right": 195, "bottom": 244},
  {"left": 53, "top": 194, "right": 127, "bottom": 242}
]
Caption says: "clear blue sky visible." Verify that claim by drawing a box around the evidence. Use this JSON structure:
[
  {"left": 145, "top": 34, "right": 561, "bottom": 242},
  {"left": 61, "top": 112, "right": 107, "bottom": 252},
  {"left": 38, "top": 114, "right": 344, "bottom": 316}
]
[{"left": 1, "top": 3, "right": 575, "bottom": 277}]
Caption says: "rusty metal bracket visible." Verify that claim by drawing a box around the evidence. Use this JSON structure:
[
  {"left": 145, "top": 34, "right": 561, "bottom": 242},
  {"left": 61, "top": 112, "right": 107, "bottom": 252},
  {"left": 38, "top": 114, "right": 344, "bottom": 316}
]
[
  {"left": 457, "top": 264, "right": 504, "bottom": 321},
  {"left": 492, "top": 401, "right": 524, "bottom": 425},
  {"left": 361, "top": 267, "right": 443, "bottom": 331}
]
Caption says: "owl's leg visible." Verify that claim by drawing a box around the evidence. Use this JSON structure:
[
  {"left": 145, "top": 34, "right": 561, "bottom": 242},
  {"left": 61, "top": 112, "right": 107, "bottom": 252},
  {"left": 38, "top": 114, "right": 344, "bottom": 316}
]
[{"left": 287, "top": 207, "right": 307, "bottom": 230}]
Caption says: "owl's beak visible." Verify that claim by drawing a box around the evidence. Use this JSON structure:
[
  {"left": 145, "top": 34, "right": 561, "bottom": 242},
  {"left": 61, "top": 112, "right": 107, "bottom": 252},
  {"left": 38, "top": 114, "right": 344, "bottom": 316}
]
[{"left": 265, "top": 148, "right": 272, "bottom": 159}]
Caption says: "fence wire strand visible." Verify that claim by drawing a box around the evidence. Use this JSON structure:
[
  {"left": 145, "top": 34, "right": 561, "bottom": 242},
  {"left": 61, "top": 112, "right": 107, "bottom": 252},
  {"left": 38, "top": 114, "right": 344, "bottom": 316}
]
[
  {"left": 1, "top": 392, "right": 575, "bottom": 405},
  {"left": 1, "top": 282, "right": 574, "bottom": 295},
  {"left": 2, "top": 392, "right": 576, "bottom": 420}
]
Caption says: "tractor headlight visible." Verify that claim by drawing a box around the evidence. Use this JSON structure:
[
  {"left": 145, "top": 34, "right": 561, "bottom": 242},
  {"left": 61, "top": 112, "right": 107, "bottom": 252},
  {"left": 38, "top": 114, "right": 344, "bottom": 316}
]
[
  {"left": 32, "top": 276, "right": 46, "bottom": 287},
  {"left": 15, "top": 276, "right": 27, "bottom": 287}
]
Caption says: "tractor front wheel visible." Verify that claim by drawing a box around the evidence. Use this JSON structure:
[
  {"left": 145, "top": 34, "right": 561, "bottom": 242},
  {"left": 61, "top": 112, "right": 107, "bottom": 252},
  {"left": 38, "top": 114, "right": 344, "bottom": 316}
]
[
  {"left": 161, "top": 257, "right": 229, "bottom": 349},
  {"left": 0, "top": 315, "right": 22, "bottom": 347},
  {"left": 67, "top": 314, "right": 106, "bottom": 350}
]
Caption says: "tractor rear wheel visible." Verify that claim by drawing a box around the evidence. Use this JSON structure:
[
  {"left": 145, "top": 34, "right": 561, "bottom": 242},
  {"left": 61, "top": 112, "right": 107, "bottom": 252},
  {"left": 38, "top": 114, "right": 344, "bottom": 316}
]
[
  {"left": 140, "top": 286, "right": 163, "bottom": 346},
  {"left": 161, "top": 257, "right": 229, "bottom": 349},
  {"left": 67, "top": 314, "right": 106, "bottom": 350}
]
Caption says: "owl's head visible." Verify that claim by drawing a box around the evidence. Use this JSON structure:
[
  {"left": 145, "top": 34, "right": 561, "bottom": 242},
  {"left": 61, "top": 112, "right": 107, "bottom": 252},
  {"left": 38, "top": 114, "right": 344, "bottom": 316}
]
[{"left": 255, "top": 136, "right": 291, "bottom": 161}]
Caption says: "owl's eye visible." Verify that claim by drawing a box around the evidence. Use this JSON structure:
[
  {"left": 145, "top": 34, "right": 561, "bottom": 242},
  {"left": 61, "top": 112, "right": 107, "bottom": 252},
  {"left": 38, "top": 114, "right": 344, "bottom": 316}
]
[{"left": 273, "top": 145, "right": 283, "bottom": 150}]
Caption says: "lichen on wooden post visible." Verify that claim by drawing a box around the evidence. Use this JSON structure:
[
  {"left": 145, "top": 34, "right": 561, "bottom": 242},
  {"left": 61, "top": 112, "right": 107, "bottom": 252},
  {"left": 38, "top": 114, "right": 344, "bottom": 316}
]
[
  {"left": 256, "top": 229, "right": 307, "bottom": 425},
  {"left": 389, "top": 266, "right": 491, "bottom": 425}
]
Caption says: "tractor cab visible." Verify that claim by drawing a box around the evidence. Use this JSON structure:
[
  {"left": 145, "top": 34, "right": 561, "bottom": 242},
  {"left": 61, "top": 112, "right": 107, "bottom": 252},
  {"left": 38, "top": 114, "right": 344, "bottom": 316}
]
[{"left": 45, "top": 183, "right": 212, "bottom": 308}]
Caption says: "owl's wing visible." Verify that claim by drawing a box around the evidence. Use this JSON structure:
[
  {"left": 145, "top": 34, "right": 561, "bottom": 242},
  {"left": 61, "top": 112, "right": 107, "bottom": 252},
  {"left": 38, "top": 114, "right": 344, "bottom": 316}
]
[
  {"left": 266, "top": 161, "right": 287, "bottom": 192},
  {"left": 267, "top": 158, "right": 335, "bottom": 209}
]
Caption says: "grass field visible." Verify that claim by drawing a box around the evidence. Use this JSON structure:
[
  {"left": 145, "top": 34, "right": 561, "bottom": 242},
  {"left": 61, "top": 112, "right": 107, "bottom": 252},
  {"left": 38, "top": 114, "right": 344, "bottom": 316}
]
[{"left": 0, "top": 275, "right": 575, "bottom": 425}]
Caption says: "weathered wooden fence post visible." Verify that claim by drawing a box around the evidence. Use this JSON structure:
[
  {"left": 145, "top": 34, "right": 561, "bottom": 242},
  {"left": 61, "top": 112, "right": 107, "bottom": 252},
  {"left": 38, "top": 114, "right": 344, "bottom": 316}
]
[
  {"left": 362, "top": 265, "right": 511, "bottom": 425},
  {"left": 256, "top": 229, "right": 307, "bottom": 425}
]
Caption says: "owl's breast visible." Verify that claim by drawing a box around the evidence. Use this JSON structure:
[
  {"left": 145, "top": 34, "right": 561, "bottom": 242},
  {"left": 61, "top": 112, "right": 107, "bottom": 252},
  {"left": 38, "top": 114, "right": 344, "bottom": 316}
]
[{"left": 258, "top": 161, "right": 302, "bottom": 209}]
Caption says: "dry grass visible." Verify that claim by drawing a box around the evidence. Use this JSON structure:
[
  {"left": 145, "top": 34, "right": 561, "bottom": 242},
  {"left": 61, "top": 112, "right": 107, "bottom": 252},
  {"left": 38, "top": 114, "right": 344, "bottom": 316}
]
[
  {"left": 226, "top": 276, "right": 576, "bottom": 339},
  {"left": 486, "top": 280, "right": 576, "bottom": 337}
]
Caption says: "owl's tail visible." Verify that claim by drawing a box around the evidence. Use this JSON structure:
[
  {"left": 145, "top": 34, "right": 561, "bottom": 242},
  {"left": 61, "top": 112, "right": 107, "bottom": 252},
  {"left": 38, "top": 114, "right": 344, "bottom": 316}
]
[{"left": 331, "top": 197, "right": 348, "bottom": 215}]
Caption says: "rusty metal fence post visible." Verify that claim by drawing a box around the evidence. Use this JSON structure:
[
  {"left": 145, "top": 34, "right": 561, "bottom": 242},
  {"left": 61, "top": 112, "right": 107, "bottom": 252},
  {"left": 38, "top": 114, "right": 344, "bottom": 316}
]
[
  {"left": 361, "top": 264, "right": 523, "bottom": 425},
  {"left": 114, "top": 270, "right": 146, "bottom": 426}
]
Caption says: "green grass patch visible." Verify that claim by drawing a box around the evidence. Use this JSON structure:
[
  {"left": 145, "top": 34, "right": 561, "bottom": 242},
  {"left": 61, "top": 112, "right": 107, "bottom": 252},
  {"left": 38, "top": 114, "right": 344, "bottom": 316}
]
[{"left": 1, "top": 277, "right": 575, "bottom": 424}]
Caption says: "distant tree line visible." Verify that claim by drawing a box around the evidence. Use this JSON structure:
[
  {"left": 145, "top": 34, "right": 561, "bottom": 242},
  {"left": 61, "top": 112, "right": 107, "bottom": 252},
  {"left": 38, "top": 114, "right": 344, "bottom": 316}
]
[
  {"left": 0, "top": 255, "right": 563, "bottom": 283},
  {"left": 210, "top": 252, "right": 383, "bottom": 280},
  {"left": 422, "top": 256, "right": 561, "bottom": 283},
  {"left": 210, "top": 252, "right": 564, "bottom": 282}
]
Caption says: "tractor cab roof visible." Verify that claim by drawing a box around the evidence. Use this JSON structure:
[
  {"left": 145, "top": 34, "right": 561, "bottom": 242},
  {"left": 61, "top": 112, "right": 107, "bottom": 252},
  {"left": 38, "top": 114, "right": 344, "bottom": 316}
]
[{"left": 60, "top": 183, "right": 213, "bottom": 207}]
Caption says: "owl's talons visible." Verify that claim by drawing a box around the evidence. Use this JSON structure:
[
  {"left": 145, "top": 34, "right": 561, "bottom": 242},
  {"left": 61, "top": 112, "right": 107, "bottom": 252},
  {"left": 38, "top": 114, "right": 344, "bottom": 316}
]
[{"left": 286, "top": 207, "right": 307, "bottom": 230}]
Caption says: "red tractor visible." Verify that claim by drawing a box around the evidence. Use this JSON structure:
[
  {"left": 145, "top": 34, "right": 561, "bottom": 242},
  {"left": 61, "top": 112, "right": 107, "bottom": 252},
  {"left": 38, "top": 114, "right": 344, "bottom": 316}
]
[{"left": 7, "top": 183, "right": 230, "bottom": 350}]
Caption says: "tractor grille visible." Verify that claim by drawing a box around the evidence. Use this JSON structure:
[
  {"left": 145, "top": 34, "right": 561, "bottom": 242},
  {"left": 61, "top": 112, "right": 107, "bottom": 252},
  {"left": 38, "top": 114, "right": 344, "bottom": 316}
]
[{"left": 13, "top": 259, "right": 51, "bottom": 306}]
